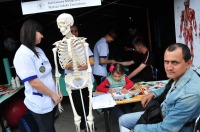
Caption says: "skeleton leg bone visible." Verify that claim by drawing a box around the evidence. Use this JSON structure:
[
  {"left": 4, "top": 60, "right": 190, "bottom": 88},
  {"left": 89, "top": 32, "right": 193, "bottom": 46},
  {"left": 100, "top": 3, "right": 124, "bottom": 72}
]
[
  {"left": 66, "top": 87, "right": 81, "bottom": 132},
  {"left": 84, "top": 43, "right": 95, "bottom": 132},
  {"left": 87, "top": 84, "right": 95, "bottom": 132},
  {"left": 79, "top": 89, "right": 89, "bottom": 132}
]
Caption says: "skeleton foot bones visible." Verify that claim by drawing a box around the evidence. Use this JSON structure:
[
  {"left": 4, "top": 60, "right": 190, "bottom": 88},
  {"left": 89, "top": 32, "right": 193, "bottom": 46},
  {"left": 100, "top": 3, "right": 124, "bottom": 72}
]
[{"left": 53, "top": 13, "right": 95, "bottom": 132}]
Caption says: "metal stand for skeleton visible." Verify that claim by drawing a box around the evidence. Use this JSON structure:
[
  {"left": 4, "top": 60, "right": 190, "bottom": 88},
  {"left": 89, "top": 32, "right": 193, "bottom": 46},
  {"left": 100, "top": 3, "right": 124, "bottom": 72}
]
[{"left": 52, "top": 13, "right": 94, "bottom": 132}]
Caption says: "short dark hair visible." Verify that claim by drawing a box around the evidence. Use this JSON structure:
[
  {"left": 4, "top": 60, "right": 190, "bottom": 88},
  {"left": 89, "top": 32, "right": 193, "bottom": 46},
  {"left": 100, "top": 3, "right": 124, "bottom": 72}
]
[
  {"left": 133, "top": 36, "right": 146, "bottom": 47},
  {"left": 166, "top": 43, "right": 191, "bottom": 61},
  {"left": 107, "top": 29, "right": 117, "bottom": 39},
  {"left": 103, "top": 28, "right": 117, "bottom": 39},
  {"left": 20, "top": 19, "right": 43, "bottom": 58}
]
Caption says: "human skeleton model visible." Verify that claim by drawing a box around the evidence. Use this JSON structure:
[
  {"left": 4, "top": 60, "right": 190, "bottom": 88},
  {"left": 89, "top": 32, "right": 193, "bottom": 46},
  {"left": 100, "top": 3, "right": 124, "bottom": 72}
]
[
  {"left": 179, "top": 0, "right": 197, "bottom": 62},
  {"left": 52, "top": 13, "right": 94, "bottom": 132}
]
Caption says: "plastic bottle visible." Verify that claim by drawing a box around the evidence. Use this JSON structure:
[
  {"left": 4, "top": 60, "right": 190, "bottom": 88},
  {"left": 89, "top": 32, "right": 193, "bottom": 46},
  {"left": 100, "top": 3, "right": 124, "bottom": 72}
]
[
  {"left": 4, "top": 120, "right": 12, "bottom": 132},
  {"left": 6, "top": 127, "right": 12, "bottom": 132},
  {"left": 11, "top": 77, "right": 16, "bottom": 89},
  {"left": 15, "top": 76, "right": 20, "bottom": 88}
]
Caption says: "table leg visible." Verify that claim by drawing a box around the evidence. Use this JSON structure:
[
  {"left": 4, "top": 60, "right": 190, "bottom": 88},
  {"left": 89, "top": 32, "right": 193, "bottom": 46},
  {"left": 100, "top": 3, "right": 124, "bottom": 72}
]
[
  {"left": 0, "top": 108, "right": 6, "bottom": 132},
  {"left": 103, "top": 108, "right": 110, "bottom": 132}
]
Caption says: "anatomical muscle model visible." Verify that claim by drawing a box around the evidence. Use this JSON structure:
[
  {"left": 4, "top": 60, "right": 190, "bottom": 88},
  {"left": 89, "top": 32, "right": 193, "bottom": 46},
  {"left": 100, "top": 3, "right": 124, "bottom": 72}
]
[{"left": 179, "top": 0, "right": 197, "bottom": 62}]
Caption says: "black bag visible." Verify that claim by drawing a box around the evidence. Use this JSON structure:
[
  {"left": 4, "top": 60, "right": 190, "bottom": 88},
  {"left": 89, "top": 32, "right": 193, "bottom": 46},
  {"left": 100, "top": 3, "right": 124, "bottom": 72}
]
[
  {"left": 136, "top": 80, "right": 174, "bottom": 125},
  {"left": 136, "top": 99, "right": 162, "bottom": 124}
]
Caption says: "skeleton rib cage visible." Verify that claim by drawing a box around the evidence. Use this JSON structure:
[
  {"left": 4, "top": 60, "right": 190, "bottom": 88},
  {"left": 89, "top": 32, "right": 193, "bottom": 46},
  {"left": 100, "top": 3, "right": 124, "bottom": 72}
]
[{"left": 58, "top": 37, "right": 87, "bottom": 72}]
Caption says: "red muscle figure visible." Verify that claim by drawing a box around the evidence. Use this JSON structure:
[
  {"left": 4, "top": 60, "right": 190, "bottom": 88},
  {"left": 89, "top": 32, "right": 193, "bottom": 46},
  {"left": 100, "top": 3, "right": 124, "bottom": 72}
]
[{"left": 179, "top": 0, "right": 197, "bottom": 62}]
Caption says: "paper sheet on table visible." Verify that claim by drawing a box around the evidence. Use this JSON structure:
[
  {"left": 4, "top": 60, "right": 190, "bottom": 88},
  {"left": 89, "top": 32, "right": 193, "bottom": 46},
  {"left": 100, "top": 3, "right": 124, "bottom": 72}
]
[
  {"left": 0, "top": 91, "right": 9, "bottom": 96},
  {"left": 92, "top": 93, "right": 116, "bottom": 109}
]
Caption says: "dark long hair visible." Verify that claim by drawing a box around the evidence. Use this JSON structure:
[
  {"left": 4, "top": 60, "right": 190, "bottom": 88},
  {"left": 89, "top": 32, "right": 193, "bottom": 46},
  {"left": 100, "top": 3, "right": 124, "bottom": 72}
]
[{"left": 20, "top": 19, "right": 43, "bottom": 58}]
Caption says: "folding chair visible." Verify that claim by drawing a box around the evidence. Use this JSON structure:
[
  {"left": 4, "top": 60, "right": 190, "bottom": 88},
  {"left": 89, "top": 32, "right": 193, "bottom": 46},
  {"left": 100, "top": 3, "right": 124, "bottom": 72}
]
[
  {"left": 153, "top": 67, "right": 158, "bottom": 81},
  {"left": 193, "top": 114, "right": 200, "bottom": 132},
  {"left": 101, "top": 76, "right": 106, "bottom": 82}
]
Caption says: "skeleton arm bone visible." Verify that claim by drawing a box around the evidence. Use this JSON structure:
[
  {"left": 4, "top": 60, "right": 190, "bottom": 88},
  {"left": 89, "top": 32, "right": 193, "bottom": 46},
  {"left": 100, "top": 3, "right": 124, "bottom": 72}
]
[
  {"left": 52, "top": 42, "right": 61, "bottom": 89},
  {"left": 52, "top": 74, "right": 63, "bottom": 99},
  {"left": 84, "top": 42, "right": 92, "bottom": 75},
  {"left": 52, "top": 41, "right": 63, "bottom": 112}
]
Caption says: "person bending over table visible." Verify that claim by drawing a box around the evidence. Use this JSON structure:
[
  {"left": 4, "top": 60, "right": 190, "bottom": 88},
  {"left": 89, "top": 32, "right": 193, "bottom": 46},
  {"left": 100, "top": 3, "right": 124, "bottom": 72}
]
[
  {"left": 119, "top": 43, "right": 200, "bottom": 132},
  {"left": 97, "top": 63, "right": 134, "bottom": 119},
  {"left": 118, "top": 37, "right": 155, "bottom": 82}
]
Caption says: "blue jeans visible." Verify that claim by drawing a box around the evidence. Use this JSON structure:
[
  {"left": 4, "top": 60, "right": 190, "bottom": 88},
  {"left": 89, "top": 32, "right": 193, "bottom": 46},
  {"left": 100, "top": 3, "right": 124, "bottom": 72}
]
[
  {"left": 118, "top": 111, "right": 143, "bottom": 132},
  {"left": 111, "top": 104, "right": 133, "bottom": 119}
]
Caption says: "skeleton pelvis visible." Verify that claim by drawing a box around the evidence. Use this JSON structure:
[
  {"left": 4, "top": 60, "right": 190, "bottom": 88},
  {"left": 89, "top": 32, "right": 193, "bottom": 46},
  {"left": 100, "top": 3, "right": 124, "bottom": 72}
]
[{"left": 65, "top": 71, "right": 89, "bottom": 89}]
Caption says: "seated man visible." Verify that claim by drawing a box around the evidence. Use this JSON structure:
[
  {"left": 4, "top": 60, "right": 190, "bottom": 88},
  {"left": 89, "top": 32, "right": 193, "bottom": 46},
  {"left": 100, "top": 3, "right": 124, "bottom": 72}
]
[
  {"left": 119, "top": 43, "right": 200, "bottom": 132},
  {"left": 119, "top": 37, "right": 155, "bottom": 82}
]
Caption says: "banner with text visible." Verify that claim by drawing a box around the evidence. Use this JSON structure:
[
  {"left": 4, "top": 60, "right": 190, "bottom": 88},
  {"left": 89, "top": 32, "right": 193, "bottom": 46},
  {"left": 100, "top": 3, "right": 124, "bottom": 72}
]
[
  {"left": 21, "top": 0, "right": 101, "bottom": 15},
  {"left": 174, "top": 0, "right": 200, "bottom": 74}
]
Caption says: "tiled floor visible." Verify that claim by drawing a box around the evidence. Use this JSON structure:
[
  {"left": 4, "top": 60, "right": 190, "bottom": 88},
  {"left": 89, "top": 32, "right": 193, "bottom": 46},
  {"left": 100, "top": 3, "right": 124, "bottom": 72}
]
[{"left": 3, "top": 96, "right": 120, "bottom": 132}]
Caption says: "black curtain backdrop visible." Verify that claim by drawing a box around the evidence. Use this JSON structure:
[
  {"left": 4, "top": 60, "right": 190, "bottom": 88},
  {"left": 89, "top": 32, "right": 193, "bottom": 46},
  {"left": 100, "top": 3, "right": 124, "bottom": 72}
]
[{"left": 0, "top": 0, "right": 175, "bottom": 84}]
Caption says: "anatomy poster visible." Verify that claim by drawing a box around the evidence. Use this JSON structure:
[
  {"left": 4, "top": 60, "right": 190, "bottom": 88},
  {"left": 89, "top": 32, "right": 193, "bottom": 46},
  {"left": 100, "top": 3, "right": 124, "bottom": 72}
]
[
  {"left": 21, "top": 0, "right": 101, "bottom": 15},
  {"left": 174, "top": 0, "right": 200, "bottom": 74}
]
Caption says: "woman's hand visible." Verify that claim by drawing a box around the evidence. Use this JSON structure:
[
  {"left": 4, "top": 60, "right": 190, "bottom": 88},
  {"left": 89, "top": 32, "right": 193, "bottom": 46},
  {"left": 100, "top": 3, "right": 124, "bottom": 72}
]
[
  {"left": 51, "top": 93, "right": 62, "bottom": 105},
  {"left": 58, "top": 90, "right": 63, "bottom": 101}
]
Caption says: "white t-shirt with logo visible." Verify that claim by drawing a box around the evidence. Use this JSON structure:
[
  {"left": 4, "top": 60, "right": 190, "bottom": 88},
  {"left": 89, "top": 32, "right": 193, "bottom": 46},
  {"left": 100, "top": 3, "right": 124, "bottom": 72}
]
[{"left": 13, "top": 45, "right": 56, "bottom": 114}]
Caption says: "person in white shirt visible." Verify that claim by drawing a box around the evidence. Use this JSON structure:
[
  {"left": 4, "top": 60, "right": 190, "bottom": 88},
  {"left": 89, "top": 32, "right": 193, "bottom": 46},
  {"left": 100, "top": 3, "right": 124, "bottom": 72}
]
[{"left": 13, "top": 19, "right": 62, "bottom": 132}]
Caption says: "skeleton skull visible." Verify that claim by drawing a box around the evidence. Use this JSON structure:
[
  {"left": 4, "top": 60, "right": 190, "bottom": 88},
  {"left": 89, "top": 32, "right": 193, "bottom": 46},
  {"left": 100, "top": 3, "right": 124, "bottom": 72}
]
[{"left": 57, "top": 13, "right": 74, "bottom": 36}]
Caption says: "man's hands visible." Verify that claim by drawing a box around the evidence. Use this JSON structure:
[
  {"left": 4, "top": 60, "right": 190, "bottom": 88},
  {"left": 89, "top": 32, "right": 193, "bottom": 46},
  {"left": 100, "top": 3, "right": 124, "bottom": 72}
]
[
  {"left": 108, "top": 88, "right": 116, "bottom": 93},
  {"left": 110, "top": 59, "right": 117, "bottom": 64},
  {"left": 124, "top": 47, "right": 134, "bottom": 51},
  {"left": 141, "top": 93, "right": 154, "bottom": 108}
]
